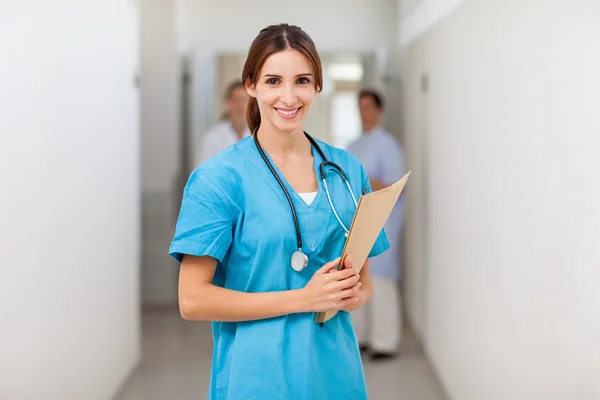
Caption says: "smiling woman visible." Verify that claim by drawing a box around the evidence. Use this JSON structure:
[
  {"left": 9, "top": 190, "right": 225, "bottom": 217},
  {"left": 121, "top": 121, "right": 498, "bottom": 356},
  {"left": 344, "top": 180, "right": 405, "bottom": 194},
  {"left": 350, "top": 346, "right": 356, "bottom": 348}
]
[
  {"left": 242, "top": 24, "right": 323, "bottom": 136},
  {"left": 169, "top": 23, "right": 389, "bottom": 400}
]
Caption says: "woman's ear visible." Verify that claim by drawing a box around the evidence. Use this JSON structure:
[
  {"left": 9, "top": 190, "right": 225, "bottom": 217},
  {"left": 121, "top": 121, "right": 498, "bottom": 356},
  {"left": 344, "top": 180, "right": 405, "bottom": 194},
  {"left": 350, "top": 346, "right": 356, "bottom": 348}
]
[{"left": 244, "top": 79, "right": 257, "bottom": 98}]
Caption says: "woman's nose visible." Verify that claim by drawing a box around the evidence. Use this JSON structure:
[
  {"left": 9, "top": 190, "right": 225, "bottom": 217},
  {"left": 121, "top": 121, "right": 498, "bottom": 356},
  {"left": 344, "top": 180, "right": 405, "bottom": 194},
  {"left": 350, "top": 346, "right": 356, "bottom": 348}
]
[{"left": 281, "top": 84, "right": 297, "bottom": 106}]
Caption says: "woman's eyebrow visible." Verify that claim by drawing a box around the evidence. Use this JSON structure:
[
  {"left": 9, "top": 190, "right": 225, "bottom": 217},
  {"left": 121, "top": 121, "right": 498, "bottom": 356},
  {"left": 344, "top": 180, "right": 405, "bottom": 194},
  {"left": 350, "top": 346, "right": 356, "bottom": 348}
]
[{"left": 263, "top": 73, "right": 313, "bottom": 78}]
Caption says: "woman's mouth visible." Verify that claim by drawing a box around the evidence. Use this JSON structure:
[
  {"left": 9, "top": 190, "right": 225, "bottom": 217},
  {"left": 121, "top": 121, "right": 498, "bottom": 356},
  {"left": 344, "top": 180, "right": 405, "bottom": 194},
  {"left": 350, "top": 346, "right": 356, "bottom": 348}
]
[{"left": 275, "top": 107, "right": 301, "bottom": 119}]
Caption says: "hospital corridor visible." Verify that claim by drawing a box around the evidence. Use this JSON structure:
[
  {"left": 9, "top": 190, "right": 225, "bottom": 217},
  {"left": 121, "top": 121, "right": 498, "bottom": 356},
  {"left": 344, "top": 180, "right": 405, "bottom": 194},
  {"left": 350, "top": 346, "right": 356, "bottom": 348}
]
[
  {"left": 114, "top": 311, "right": 448, "bottom": 400},
  {"left": 2, "top": 1, "right": 600, "bottom": 399}
]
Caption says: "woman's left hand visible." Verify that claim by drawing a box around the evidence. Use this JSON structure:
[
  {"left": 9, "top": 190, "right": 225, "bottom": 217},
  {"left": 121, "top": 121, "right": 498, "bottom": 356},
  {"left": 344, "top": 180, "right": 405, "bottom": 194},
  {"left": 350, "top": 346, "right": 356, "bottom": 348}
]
[
  {"left": 333, "top": 256, "right": 371, "bottom": 312},
  {"left": 340, "top": 284, "right": 367, "bottom": 312}
]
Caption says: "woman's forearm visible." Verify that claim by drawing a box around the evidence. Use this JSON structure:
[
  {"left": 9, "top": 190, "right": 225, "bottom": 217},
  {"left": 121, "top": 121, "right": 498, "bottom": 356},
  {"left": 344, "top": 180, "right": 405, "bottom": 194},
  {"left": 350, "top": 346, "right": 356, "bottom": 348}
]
[
  {"left": 360, "top": 278, "right": 373, "bottom": 303},
  {"left": 179, "top": 284, "right": 310, "bottom": 322}
]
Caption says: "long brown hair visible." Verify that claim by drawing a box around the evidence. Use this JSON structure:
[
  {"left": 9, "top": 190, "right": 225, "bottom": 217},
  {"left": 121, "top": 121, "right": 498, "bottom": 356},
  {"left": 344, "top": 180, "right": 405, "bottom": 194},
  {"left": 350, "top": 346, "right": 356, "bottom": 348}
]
[{"left": 241, "top": 24, "right": 323, "bottom": 133}]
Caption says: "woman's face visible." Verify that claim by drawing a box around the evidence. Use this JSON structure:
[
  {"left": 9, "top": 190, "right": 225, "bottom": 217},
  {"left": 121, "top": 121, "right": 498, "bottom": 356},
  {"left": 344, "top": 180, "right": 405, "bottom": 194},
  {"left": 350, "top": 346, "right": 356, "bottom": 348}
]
[{"left": 247, "top": 48, "right": 318, "bottom": 133}]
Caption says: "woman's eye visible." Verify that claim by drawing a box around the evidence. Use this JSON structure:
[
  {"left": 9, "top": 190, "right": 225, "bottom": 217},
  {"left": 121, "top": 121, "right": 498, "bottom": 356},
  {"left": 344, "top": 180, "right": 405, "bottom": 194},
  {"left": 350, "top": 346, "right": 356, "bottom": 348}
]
[
  {"left": 297, "top": 77, "right": 310, "bottom": 84},
  {"left": 266, "top": 78, "right": 279, "bottom": 85}
]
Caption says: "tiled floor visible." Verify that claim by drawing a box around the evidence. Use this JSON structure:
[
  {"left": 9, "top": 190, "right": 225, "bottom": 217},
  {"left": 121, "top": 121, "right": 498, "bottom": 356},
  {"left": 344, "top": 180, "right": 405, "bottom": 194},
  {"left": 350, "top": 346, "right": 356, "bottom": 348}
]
[{"left": 116, "top": 310, "right": 449, "bottom": 400}]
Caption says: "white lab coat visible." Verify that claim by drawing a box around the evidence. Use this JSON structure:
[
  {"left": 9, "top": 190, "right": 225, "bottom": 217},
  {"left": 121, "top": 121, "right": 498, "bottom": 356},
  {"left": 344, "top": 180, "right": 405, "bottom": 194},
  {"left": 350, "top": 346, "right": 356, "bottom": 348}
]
[{"left": 200, "top": 120, "right": 250, "bottom": 165}]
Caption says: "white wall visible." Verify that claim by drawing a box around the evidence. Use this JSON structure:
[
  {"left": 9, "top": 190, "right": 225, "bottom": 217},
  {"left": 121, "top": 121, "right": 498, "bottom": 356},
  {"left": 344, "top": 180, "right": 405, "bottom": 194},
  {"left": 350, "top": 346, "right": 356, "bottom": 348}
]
[
  {"left": 175, "top": 0, "right": 398, "bottom": 54},
  {"left": 140, "top": 0, "right": 181, "bottom": 306},
  {"left": 400, "top": 0, "right": 600, "bottom": 398},
  {"left": 398, "top": 0, "right": 466, "bottom": 47},
  {"left": 0, "top": 1, "right": 140, "bottom": 399}
]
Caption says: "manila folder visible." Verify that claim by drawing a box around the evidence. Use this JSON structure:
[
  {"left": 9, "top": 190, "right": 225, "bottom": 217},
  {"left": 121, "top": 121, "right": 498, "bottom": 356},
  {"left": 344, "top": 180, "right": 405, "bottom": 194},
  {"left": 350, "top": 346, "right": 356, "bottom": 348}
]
[{"left": 314, "top": 171, "right": 411, "bottom": 324}]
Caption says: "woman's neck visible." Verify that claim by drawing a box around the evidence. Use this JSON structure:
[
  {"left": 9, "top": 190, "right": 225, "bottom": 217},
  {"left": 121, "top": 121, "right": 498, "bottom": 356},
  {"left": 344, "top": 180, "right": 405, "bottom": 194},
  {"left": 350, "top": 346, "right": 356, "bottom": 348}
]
[{"left": 256, "top": 124, "right": 311, "bottom": 158}]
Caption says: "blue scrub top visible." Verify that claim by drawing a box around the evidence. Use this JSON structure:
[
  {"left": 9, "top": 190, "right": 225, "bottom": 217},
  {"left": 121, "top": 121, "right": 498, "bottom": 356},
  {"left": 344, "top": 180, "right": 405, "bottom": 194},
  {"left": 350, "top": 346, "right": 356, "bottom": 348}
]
[{"left": 169, "top": 136, "right": 389, "bottom": 400}]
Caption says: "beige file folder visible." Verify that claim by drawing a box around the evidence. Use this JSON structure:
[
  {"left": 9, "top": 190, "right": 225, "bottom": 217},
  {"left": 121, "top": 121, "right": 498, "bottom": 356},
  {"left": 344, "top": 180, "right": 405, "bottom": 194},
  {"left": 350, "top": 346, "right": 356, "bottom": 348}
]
[{"left": 314, "top": 171, "right": 411, "bottom": 324}]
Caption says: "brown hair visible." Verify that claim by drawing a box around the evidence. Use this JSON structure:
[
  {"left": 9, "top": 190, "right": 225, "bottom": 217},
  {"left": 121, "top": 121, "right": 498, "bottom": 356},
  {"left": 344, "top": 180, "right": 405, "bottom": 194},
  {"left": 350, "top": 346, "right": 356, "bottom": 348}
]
[
  {"left": 241, "top": 23, "right": 323, "bottom": 133},
  {"left": 359, "top": 89, "right": 385, "bottom": 110}
]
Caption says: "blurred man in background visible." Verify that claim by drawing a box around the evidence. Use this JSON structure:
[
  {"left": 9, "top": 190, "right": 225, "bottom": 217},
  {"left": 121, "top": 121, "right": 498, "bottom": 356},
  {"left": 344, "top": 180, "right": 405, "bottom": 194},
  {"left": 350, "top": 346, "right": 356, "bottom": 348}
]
[
  {"left": 200, "top": 80, "right": 250, "bottom": 164},
  {"left": 348, "top": 89, "right": 407, "bottom": 361}
]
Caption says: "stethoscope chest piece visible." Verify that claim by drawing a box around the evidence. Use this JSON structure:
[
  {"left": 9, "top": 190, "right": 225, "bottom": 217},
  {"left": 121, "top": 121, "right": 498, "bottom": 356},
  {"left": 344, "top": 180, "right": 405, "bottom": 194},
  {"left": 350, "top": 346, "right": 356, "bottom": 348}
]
[{"left": 291, "top": 250, "right": 309, "bottom": 272}]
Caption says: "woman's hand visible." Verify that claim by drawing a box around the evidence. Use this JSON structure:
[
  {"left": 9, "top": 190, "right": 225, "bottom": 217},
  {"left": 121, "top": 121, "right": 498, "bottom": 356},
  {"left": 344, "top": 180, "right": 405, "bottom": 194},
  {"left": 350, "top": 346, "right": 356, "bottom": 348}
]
[
  {"left": 338, "top": 257, "right": 369, "bottom": 312},
  {"left": 339, "top": 288, "right": 368, "bottom": 313},
  {"left": 300, "top": 256, "right": 362, "bottom": 313}
]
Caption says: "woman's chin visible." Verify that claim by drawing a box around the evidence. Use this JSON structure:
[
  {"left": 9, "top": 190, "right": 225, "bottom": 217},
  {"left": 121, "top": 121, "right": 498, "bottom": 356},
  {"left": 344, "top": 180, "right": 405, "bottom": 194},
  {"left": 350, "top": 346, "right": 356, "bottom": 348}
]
[{"left": 272, "top": 119, "right": 303, "bottom": 134}]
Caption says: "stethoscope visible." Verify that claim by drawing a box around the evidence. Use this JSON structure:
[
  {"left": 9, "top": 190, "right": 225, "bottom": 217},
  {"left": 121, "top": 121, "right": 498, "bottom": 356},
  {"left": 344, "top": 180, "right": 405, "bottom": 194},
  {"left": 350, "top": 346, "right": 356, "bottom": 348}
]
[{"left": 253, "top": 128, "right": 359, "bottom": 272}]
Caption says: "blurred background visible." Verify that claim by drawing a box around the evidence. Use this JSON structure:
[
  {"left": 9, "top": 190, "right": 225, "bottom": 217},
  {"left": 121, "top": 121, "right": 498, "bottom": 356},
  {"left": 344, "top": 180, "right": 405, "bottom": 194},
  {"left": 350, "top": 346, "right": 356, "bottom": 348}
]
[{"left": 1, "top": 0, "right": 599, "bottom": 399}]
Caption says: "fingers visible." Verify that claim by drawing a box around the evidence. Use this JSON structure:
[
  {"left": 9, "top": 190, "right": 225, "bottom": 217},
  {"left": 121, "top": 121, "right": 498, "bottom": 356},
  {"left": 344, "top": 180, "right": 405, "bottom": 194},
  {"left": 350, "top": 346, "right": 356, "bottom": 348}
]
[
  {"left": 309, "top": 257, "right": 365, "bottom": 313},
  {"left": 337, "top": 293, "right": 361, "bottom": 310},
  {"left": 327, "top": 281, "right": 361, "bottom": 304},
  {"left": 327, "top": 266, "right": 358, "bottom": 283},
  {"left": 335, "top": 282, "right": 362, "bottom": 310},
  {"left": 317, "top": 255, "right": 353, "bottom": 275},
  {"left": 338, "top": 282, "right": 362, "bottom": 300},
  {"left": 342, "top": 255, "right": 353, "bottom": 271},
  {"left": 323, "top": 294, "right": 359, "bottom": 312},
  {"left": 328, "top": 272, "right": 360, "bottom": 291},
  {"left": 317, "top": 257, "right": 341, "bottom": 274}
]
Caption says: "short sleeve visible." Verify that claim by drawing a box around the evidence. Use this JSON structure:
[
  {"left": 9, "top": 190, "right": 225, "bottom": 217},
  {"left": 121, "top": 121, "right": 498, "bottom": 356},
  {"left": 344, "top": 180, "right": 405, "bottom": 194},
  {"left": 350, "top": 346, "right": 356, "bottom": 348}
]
[
  {"left": 360, "top": 166, "right": 390, "bottom": 258},
  {"left": 168, "top": 170, "right": 236, "bottom": 263}
]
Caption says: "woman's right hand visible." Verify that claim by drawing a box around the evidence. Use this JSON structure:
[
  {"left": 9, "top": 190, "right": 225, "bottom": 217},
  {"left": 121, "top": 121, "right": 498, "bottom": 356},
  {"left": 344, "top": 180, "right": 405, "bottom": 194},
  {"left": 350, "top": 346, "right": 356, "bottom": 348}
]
[{"left": 300, "top": 256, "right": 361, "bottom": 312}]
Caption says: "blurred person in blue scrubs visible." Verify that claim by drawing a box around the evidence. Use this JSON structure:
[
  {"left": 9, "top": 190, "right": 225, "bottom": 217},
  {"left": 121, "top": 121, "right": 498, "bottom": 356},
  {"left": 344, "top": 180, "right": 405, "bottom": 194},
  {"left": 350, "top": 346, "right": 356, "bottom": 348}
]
[
  {"left": 348, "top": 89, "right": 407, "bottom": 361},
  {"left": 200, "top": 80, "right": 250, "bottom": 164},
  {"left": 170, "top": 24, "right": 389, "bottom": 400}
]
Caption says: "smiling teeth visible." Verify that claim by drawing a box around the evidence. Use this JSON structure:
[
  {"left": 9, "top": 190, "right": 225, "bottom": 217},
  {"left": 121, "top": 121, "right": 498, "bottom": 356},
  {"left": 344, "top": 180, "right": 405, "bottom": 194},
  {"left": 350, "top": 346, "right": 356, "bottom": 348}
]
[{"left": 277, "top": 108, "right": 299, "bottom": 116}]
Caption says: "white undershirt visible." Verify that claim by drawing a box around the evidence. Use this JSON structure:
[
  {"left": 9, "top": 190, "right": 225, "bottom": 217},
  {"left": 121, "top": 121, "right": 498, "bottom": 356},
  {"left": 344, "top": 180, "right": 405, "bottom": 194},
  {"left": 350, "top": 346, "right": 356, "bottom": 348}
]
[{"left": 298, "top": 191, "right": 318, "bottom": 206}]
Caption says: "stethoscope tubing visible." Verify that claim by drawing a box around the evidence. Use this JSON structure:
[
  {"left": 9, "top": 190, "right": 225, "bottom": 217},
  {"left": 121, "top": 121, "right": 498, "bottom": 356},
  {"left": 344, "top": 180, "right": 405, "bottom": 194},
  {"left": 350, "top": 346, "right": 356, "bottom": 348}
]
[{"left": 252, "top": 128, "right": 357, "bottom": 263}]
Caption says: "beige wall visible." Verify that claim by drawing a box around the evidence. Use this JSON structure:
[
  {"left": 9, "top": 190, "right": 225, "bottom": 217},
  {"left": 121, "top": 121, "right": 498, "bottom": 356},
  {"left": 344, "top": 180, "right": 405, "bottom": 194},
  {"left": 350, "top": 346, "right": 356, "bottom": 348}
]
[
  {"left": 0, "top": 2, "right": 141, "bottom": 398},
  {"left": 140, "top": 0, "right": 181, "bottom": 306},
  {"left": 400, "top": 0, "right": 600, "bottom": 399},
  {"left": 175, "top": 0, "right": 398, "bottom": 53}
]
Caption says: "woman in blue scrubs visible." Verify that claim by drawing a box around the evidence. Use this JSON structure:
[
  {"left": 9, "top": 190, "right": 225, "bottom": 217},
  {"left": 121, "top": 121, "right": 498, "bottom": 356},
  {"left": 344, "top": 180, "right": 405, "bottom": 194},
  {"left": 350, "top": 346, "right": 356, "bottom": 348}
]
[{"left": 169, "top": 23, "right": 389, "bottom": 400}]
